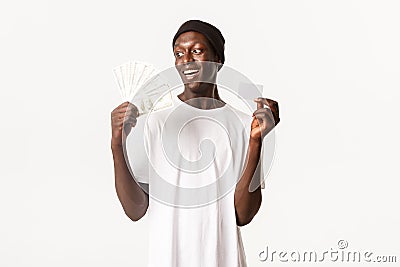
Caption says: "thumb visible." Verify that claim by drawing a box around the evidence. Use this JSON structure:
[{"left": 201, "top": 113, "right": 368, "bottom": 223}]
[{"left": 251, "top": 115, "right": 259, "bottom": 125}]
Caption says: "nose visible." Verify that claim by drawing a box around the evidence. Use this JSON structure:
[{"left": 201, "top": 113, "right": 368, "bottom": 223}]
[{"left": 182, "top": 52, "right": 194, "bottom": 64}]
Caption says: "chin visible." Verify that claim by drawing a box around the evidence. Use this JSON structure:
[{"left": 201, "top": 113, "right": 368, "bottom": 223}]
[
  {"left": 185, "top": 81, "right": 213, "bottom": 95},
  {"left": 186, "top": 81, "right": 201, "bottom": 90}
]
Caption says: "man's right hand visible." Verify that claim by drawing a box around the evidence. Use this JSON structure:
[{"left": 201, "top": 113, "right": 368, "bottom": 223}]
[{"left": 111, "top": 101, "right": 139, "bottom": 148}]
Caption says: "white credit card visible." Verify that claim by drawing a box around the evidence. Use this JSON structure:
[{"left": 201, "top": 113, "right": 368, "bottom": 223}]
[
  {"left": 238, "top": 82, "right": 263, "bottom": 110},
  {"left": 238, "top": 82, "right": 263, "bottom": 100}
]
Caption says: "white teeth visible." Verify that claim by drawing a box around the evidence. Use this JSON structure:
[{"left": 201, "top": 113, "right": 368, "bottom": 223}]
[{"left": 183, "top": 69, "right": 199, "bottom": 75}]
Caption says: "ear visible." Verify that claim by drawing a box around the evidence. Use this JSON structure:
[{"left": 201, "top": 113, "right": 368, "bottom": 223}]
[
  {"left": 214, "top": 55, "right": 222, "bottom": 69},
  {"left": 215, "top": 56, "right": 223, "bottom": 71}
]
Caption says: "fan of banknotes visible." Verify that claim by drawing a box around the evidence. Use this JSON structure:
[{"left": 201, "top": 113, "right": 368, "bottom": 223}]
[{"left": 113, "top": 61, "right": 173, "bottom": 115}]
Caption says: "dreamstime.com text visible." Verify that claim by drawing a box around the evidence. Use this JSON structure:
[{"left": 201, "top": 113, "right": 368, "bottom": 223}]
[{"left": 259, "top": 240, "right": 397, "bottom": 263}]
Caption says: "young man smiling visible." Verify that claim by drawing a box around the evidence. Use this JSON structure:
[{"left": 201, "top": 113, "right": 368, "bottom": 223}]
[{"left": 111, "top": 20, "right": 280, "bottom": 267}]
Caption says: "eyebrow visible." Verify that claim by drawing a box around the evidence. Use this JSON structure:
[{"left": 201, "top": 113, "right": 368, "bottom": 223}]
[{"left": 174, "top": 40, "right": 206, "bottom": 48}]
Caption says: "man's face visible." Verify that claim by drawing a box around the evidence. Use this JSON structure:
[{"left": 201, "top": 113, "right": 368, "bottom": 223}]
[{"left": 173, "top": 31, "right": 220, "bottom": 92}]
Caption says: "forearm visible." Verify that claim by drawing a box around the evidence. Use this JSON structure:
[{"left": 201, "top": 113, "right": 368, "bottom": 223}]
[
  {"left": 112, "top": 144, "right": 148, "bottom": 221},
  {"left": 234, "top": 140, "right": 262, "bottom": 226}
]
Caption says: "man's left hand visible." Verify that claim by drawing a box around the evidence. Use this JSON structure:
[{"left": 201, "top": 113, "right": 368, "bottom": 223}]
[{"left": 250, "top": 98, "right": 280, "bottom": 142}]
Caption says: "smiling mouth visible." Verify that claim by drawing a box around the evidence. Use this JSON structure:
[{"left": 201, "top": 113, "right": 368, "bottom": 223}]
[
  {"left": 183, "top": 69, "right": 199, "bottom": 75},
  {"left": 182, "top": 68, "right": 200, "bottom": 79}
]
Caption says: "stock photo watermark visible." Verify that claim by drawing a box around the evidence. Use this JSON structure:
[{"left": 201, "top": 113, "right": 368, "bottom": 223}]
[
  {"left": 124, "top": 62, "right": 277, "bottom": 208},
  {"left": 259, "top": 240, "right": 397, "bottom": 263}
]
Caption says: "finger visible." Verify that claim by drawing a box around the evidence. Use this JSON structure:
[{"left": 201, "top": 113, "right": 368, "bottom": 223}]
[
  {"left": 253, "top": 107, "right": 272, "bottom": 115},
  {"left": 254, "top": 115, "right": 272, "bottom": 129},
  {"left": 114, "top": 117, "right": 136, "bottom": 131},
  {"left": 123, "top": 113, "right": 137, "bottom": 122},
  {"left": 254, "top": 98, "right": 264, "bottom": 110},
  {"left": 253, "top": 114, "right": 267, "bottom": 125},
  {"left": 254, "top": 110, "right": 275, "bottom": 126},
  {"left": 112, "top": 117, "right": 126, "bottom": 127},
  {"left": 253, "top": 108, "right": 273, "bottom": 119},
  {"left": 111, "top": 114, "right": 126, "bottom": 121},
  {"left": 253, "top": 113, "right": 266, "bottom": 126},
  {"left": 112, "top": 103, "right": 130, "bottom": 114},
  {"left": 117, "top": 101, "right": 130, "bottom": 109},
  {"left": 127, "top": 105, "right": 140, "bottom": 117},
  {"left": 125, "top": 109, "right": 139, "bottom": 119},
  {"left": 112, "top": 110, "right": 137, "bottom": 123},
  {"left": 123, "top": 117, "right": 137, "bottom": 125},
  {"left": 265, "top": 99, "right": 278, "bottom": 111},
  {"left": 115, "top": 106, "right": 128, "bottom": 112},
  {"left": 256, "top": 98, "right": 279, "bottom": 123},
  {"left": 265, "top": 100, "right": 279, "bottom": 123},
  {"left": 123, "top": 124, "right": 133, "bottom": 135},
  {"left": 123, "top": 121, "right": 137, "bottom": 129},
  {"left": 256, "top": 98, "right": 275, "bottom": 109},
  {"left": 251, "top": 116, "right": 260, "bottom": 127},
  {"left": 123, "top": 120, "right": 137, "bottom": 132},
  {"left": 265, "top": 98, "right": 277, "bottom": 106},
  {"left": 114, "top": 105, "right": 139, "bottom": 117}
]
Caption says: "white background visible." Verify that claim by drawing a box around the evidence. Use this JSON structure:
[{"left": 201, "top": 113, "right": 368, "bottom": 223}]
[{"left": 1, "top": 0, "right": 399, "bottom": 266}]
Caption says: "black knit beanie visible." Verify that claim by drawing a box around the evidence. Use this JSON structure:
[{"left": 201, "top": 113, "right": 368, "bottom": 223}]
[{"left": 172, "top": 20, "right": 225, "bottom": 65}]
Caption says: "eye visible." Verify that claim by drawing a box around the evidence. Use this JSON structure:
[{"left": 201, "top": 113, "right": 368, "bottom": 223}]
[
  {"left": 192, "top": 49, "right": 202, "bottom": 55},
  {"left": 175, "top": 51, "right": 184, "bottom": 58}
]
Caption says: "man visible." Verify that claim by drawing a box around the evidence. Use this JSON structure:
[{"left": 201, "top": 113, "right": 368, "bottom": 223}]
[{"left": 111, "top": 20, "right": 280, "bottom": 267}]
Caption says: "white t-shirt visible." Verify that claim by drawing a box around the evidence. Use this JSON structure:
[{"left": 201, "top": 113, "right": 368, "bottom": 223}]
[{"left": 128, "top": 94, "right": 264, "bottom": 267}]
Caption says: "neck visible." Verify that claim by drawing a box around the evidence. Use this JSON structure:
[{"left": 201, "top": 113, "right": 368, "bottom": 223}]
[{"left": 178, "top": 83, "right": 225, "bottom": 109}]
